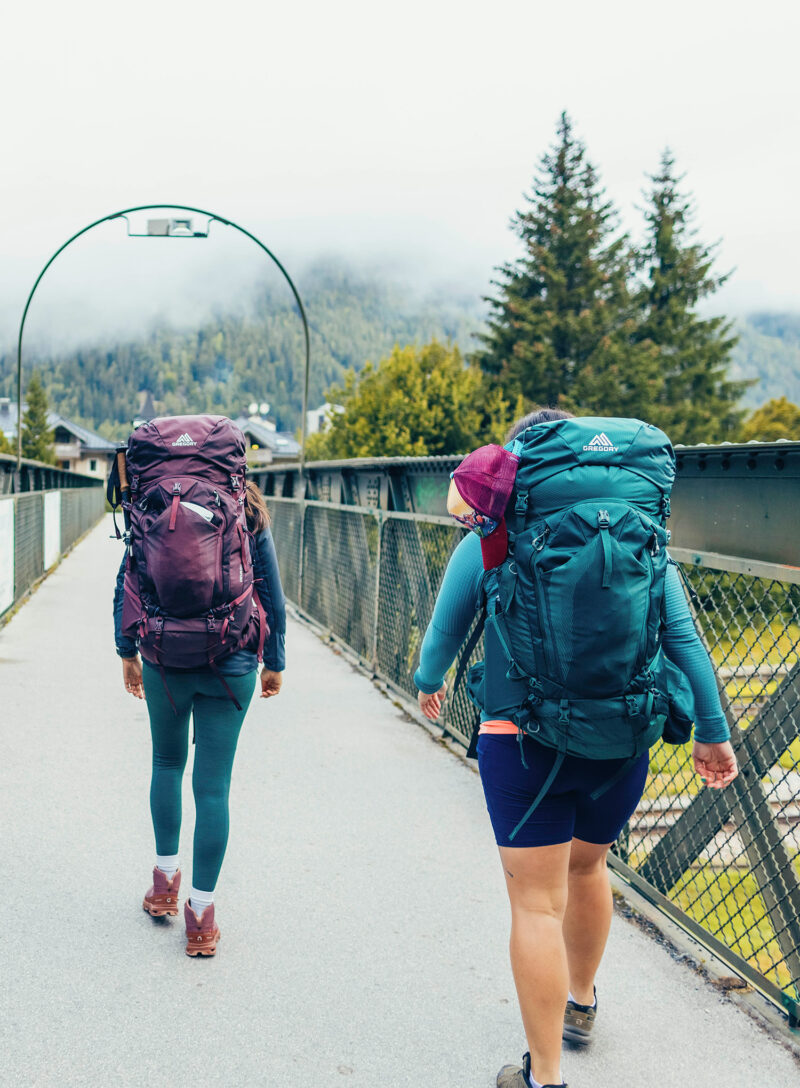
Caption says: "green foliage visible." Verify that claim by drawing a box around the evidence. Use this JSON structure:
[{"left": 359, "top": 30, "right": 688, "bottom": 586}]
[
  {"left": 634, "top": 150, "right": 748, "bottom": 442},
  {"left": 306, "top": 341, "right": 511, "bottom": 459},
  {"left": 21, "top": 373, "right": 55, "bottom": 464},
  {"left": 741, "top": 396, "right": 800, "bottom": 441},
  {"left": 473, "top": 112, "right": 662, "bottom": 421},
  {"left": 0, "top": 429, "right": 12, "bottom": 455}
]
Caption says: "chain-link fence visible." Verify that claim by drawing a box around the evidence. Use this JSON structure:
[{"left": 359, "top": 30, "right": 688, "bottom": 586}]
[
  {"left": 267, "top": 495, "right": 800, "bottom": 1028},
  {"left": 0, "top": 487, "right": 105, "bottom": 619}
]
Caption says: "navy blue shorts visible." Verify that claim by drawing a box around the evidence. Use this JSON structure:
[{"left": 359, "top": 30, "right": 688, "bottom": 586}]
[{"left": 477, "top": 733, "right": 649, "bottom": 848}]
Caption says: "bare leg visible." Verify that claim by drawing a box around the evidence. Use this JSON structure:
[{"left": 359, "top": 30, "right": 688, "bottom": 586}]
[
  {"left": 499, "top": 841, "right": 572, "bottom": 1087},
  {"left": 563, "top": 838, "right": 613, "bottom": 1005}
]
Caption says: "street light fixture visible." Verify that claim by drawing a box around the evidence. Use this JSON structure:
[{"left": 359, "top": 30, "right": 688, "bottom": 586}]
[{"left": 15, "top": 204, "right": 311, "bottom": 484}]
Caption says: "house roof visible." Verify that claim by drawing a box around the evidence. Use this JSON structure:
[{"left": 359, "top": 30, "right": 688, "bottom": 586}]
[
  {"left": 49, "top": 414, "right": 118, "bottom": 452},
  {"left": 235, "top": 417, "right": 301, "bottom": 458},
  {"left": 0, "top": 401, "right": 116, "bottom": 452}
]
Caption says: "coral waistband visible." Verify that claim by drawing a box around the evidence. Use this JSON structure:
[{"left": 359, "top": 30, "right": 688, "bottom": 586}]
[{"left": 479, "top": 719, "right": 519, "bottom": 735}]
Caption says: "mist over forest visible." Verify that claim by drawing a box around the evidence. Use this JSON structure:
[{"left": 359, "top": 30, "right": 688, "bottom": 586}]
[{"left": 0, "top": 259, "right": 796, "bottom": 441}]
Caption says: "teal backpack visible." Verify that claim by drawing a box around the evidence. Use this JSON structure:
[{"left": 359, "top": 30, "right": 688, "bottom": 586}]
[{"left": 463, "top": 416, "right": 688, "bottom": 838}]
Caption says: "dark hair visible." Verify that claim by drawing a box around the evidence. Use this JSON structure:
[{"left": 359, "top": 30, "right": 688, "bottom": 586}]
[
  {"left": 245, "top": 479, "right": 271, "bottom": 532},
  {"left": 505, "top": 406, "right": 574, "bottom": 443}
]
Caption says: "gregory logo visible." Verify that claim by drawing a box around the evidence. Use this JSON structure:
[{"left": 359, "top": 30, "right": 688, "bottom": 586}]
[
  {"left": 171, "top": 433, "right": 196, "bottom": 447},
  {"left": 583, "top": 432, "right": 618, "bottom": 453}
]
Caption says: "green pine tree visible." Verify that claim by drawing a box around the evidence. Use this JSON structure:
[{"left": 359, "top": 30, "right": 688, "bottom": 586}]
[
  {"left": 634, "top": 150, "right": 748, "bottom": 443},
  {"left": 473, "top": 112, "right": 662, "bottom": 418},
  {"left": 21, "top": 372, "right": 56, "bottom": 464}
]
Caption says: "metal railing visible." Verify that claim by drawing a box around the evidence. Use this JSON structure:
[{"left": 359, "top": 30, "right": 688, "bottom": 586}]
[
  {"left": 0, "top": 451, "right": 101, "bottom": 495},
  {"left": 0, "top": 487, "right": 106, "bottom": 620},
  {"left": 266, "top": 491, "right": 800, "bottom": 1030}
]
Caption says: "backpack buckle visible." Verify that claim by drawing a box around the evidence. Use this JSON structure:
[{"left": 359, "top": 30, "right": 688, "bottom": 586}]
[
  {"left": 558, "top": 699, "right": 570, "bottom": 726},
  {"left": 526, "top": 678, "right": 543, "bottom": 706},
  {"left": 230, "top": 474, "right": 241, "bottom": 490},
  {"left": 597, "top": 509, "right": 610, "bottom": 529},
  {"left": 206, "top": 614, "right": 217, "bottom": 633},
  {"left": 532, "top": 527, "right": 550, "bottom": 552},
  {"left": 514, "top": 491, "right": 529, "bottom": 515},
  {"left": 625, "top": 695, "right": 639, "bottom": 718}
]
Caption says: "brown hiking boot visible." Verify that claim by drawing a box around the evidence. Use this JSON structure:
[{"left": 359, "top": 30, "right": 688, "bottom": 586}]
[
  {"left": 142, "top": 867, "right": 181, "bottom": 917},
  {"left": 184, "top": 901, "right": 220, "bottom": 957},
  {"left": 496, "top": 1052, "right": 566, "bottom": 1087},
  {"left": 563, "top": 987, "right": 597, "bottom": 1045}
]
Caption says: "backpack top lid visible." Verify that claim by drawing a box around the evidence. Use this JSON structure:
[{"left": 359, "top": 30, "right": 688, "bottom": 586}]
[
  {"left": 513, "top": 415, "right": 676, "bottom": 496},
  {"left": 126, "top": 414, "right": 247, "bottom": 487}
]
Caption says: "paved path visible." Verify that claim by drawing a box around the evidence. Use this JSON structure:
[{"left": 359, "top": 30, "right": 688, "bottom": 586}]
[{"left": 1, "top": 517, "right": 797, "bottom": 1087}]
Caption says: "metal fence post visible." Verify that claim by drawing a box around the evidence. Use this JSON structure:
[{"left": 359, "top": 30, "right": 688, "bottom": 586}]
[
  {"left": 297, "top": 499, "right": 306, "bottom": 608},
  {"left": 371, "top": 512, "right": 384, "bottom": 672}
]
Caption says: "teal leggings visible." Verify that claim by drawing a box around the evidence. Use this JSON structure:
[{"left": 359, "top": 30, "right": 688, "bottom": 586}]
[{"left": 141, "top": 664, "right": 256, "bottom": 891}]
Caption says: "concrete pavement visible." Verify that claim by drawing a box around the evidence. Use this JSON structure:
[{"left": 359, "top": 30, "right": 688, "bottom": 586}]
[{"left": 1, "top": 516, "right": 797, "bottom": 1087}]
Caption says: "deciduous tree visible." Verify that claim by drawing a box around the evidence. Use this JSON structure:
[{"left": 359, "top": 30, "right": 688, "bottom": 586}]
[
  {"left": 741, "top": 396, "right": 800, "bottom": 441},
  {"left": 306, "top": 341, "right": 511, "bottom": 459}
]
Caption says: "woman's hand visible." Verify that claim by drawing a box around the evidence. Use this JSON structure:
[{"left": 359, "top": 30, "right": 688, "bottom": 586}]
[
  {"left": 692, "top": 740, "right": 738, "bottom": 788},
  {"left": 122, "top": 656, "right": 145, "bottom": 700},
  {"left": 260, "top": 669, "right": 283, "bottom": 698},
  {"left": 418, "top": 682, "right": 447, "bottom": 722}
]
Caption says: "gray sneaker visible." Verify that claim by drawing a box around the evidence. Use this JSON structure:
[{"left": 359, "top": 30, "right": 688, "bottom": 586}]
[
  {"left": 563, "top": 987, "right": 597, "bottom": 1045},
  {"left": 496, "top": 1052, "right": 567, "bottom": 1088}
]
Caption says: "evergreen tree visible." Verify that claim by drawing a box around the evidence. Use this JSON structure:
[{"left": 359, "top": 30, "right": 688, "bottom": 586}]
[
  {"left": 0, "top": 429, "right": 12, "bottom": 455},
  {"left": 473, "top": 112, "right": 661, "bottom": 418},
  {"left": 306, "top": 341, "right": 512, "bottom": 459},
  {"left": 741, "top": 396, "right": 800, "bottom": 441},
  {"left": 635, "top": 150, "right": 748, "bottom": 442},
  {"left": 21, "top": 372, "right": 55, "bottom": 464}
]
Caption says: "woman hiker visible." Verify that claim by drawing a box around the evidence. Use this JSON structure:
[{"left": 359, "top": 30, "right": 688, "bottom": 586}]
[
  {"left": 114, "top": 462, "right": 285, "bottom": 957},
  {"left": 414, "top": 409, "right": 738, "bottom": 1088}
]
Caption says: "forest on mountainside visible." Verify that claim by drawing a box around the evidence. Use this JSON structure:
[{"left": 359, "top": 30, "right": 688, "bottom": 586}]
[
  {"left": 0, "top": 263, "right": 484, "bottom": 440},
  {"left": 730, "top": 313, "right": 800, "bottom": 408}
]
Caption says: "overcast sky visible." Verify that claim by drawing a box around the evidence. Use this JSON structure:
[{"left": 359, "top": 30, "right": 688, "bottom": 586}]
[{"left": 1, "top": 0, "right": 798, "bottom": 353}]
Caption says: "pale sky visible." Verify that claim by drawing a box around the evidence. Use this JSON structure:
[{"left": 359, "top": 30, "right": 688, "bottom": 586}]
[{"left": 2, "top": 0, "right": 798, "bottom": 352}]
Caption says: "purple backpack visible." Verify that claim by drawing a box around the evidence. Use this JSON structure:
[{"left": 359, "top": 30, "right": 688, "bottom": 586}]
[{"left": 112, "top": 415, "right": 266, "bottom": 691}]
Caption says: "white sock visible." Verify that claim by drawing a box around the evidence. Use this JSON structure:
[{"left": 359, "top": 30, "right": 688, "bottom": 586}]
[
  {"left": 155, "top": 854, "right": 179, "bottom": 878},
  {"left": 189, "top": 887, "right": 214, "bottom": 916},
  {"left": 527, "top": 1071, "right": 564, "bottom": 1088},
  {"left": 568, "top": 989, "right": 596, "bottom": 1008}
]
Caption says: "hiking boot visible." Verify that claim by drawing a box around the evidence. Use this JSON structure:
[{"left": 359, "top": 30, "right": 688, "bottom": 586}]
[
  {"left": 142, "top": 867, "right": 181, "bottom": 917},
  {"left": 184, "top": 901, "right": 220, "bottom": 957},
  {"left": 563, "top": 987, "right": 597, "bottom": 1045},
  {"left": 496, "top": 1052, "right": 567, "bottom": 1088}
]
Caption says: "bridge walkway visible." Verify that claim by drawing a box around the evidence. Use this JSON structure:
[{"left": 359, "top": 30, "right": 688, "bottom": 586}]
[{"left": 2, "top": 518, "right": 797, "bottom": 1086}]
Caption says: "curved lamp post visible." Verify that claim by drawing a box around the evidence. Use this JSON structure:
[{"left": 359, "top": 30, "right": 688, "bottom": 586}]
[{"left": 15, "top": 204, "right": 311, "bottom": 482}]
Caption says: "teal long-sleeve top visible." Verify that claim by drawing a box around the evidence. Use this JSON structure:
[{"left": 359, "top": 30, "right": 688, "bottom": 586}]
[{"left": 413, "top": 533, "right": 730, "bottom": 744}]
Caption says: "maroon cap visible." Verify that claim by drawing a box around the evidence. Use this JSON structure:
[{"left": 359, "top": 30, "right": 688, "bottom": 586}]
[{"left": 452, "top": 445, "right": 519, "bottom": 570}]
